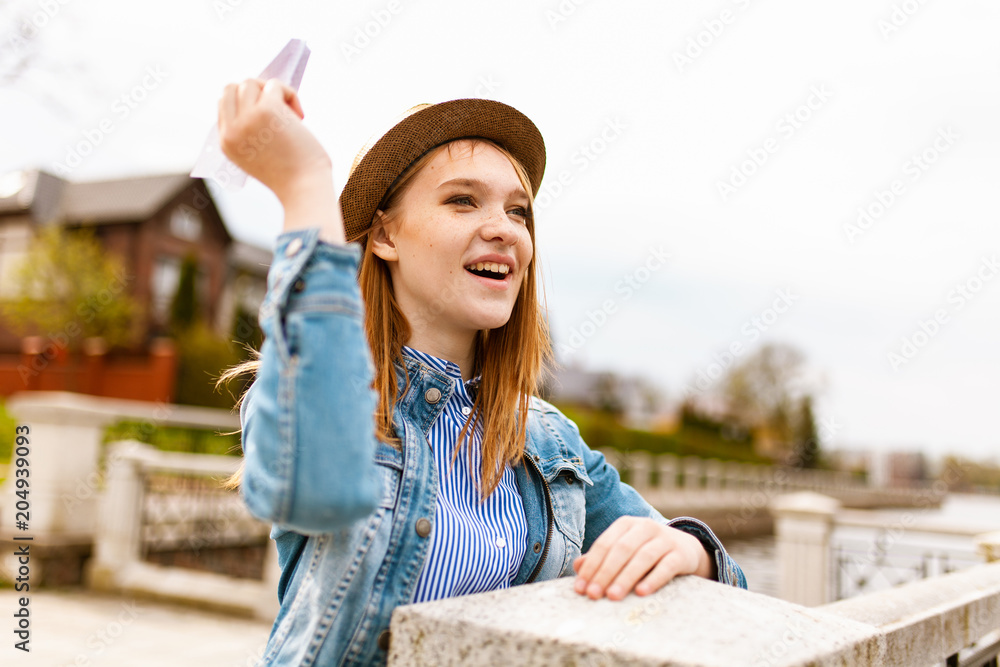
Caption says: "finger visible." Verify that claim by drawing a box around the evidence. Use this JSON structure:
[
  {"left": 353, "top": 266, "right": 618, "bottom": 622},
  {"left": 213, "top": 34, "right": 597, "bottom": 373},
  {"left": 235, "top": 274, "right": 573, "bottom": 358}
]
[
  {"left": 634, "top": 548, "right": 688, "bottom": 596},
  {"left": 218, "top": 83, "right": 238, "bottom": 129},
  {"left": 236, "top": 78, "right": 263, "bottom": 116},
  {"left": 575, "top": 518, "right": 633, "bottom": 582},
  {"left": 583, "top": 526, "right": 655, "bottom": 599},
  {"left": 605, "top": 540, "right": 667, "bottom": 600},
  {"left": 261, "top": 78, "right": 305, "bottom": 119}
]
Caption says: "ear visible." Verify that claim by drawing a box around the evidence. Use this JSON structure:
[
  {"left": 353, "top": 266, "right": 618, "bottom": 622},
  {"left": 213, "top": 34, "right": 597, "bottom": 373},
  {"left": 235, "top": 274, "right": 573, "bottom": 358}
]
[{"left": 370, "top": 210, "right": 399, "bottom": 262}]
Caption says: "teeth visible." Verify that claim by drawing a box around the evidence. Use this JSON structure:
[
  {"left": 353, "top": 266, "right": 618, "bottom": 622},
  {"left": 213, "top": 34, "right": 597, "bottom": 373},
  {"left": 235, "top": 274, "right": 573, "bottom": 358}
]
[{"left": 465, "top": 262, "right": 512, "bottom": 275}]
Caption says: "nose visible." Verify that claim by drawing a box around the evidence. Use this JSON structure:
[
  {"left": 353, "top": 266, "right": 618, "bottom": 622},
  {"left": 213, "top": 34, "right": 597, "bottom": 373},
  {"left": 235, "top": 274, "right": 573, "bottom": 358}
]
[{"left": 479, "top": 205, "right": 522, "bottom": 246}]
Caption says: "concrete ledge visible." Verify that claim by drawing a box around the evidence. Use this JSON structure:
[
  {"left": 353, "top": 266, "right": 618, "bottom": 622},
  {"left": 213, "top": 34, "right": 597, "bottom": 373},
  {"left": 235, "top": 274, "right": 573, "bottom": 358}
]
[
  {"left": 822, "top": 561, "right": 1000, "bottom": 667},
  {"left": 387, "top": 576, "right": 885, "bottom": 666},
  {"left": 6, "top": 390, "right": 240, "bottom": 429}
]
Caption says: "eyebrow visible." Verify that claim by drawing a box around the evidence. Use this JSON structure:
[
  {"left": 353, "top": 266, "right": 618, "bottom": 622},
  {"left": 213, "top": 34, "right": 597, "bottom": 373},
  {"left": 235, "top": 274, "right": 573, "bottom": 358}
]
[{"left": 436, "top": 178, "right": 528, "bottom": 201}]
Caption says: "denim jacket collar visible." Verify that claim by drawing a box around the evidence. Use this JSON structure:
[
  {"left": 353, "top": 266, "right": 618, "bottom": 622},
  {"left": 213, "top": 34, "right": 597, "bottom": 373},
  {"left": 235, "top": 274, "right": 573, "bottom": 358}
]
[{"left": 389, "top": 357, "right": 592, "bottom": 486}]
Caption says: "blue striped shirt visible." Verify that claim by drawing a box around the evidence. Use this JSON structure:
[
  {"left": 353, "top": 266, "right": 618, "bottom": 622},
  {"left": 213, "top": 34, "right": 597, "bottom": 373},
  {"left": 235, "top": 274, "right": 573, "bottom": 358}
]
[{"left": 403, "top": 346, "right": 528, "bottom": 603}]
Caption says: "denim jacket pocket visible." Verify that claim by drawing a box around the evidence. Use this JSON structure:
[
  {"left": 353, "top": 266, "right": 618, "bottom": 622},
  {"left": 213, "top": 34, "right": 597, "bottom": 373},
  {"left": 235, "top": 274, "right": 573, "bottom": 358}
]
[
  {"left": 546, "top": 463, "right": 590, "bottom": 551},
  {"left": 373, "top": 441, "right": 403, "bottom": 510}
]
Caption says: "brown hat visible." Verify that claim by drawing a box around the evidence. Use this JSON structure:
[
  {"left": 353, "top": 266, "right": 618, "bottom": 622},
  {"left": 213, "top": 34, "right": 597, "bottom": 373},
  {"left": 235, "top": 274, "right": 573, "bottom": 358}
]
[{"left": 339, "top": 98, "right": 546, "bottom": 242}]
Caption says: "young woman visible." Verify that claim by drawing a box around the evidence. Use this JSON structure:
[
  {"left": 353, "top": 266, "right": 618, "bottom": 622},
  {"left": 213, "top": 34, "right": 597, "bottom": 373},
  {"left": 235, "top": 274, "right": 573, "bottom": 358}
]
[{"left": 216, "top": 77, "right": 747, "bottom": 666}]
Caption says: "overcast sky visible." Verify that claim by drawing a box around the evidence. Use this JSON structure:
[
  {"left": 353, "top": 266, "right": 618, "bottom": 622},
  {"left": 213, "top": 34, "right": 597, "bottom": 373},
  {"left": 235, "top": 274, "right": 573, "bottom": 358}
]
[{"left": 1, "top": 0, "right": 998, "bottom": 461}]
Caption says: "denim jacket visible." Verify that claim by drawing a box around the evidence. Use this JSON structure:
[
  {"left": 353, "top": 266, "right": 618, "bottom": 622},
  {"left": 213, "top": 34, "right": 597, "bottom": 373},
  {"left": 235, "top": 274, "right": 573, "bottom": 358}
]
[{"left": 239, "top": 227, "right": 747, "bottom": 667}]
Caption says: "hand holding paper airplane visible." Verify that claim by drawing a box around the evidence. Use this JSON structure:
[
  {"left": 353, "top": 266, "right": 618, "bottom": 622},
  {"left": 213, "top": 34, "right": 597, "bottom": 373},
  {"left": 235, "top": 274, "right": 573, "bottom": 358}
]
[{"left": 190, "top": 38, "right": 313, "bottom": 192}]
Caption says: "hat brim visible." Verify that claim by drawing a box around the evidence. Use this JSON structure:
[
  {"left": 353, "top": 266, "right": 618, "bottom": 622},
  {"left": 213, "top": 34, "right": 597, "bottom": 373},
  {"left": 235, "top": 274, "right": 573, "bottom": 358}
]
[{"left": 339, "top": 99, "right": 546, "bottom": 241}]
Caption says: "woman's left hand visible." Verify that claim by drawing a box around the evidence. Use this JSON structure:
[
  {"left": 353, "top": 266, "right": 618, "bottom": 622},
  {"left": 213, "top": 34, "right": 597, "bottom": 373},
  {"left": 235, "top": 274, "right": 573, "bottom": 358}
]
[{"left": 572, "top": 517, "right": 716, "bottom": 600}]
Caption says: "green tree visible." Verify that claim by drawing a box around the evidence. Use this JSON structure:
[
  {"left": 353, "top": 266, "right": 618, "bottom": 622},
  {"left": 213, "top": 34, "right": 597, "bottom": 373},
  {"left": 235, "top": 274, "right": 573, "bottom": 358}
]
[
  {"left": 169, "top": 253, "right": 199, "bottom": 334},
  {"left": 722, "top": 342, "right": 806, "bottom": 440},
  {"left": 790, "top": 394, "right": 821, "bottom": 469},
  {"left": 230, "top": 302, "right": 263, "bottom": 358},
  {"left": 1, "top": 225, "right": 139, "bottom": 350},
  {"left": 173, "top": 321, "right": 243, "bottom": 408},
  {"left": 594, "top": 371, "right": 624, "bottom": 420}
]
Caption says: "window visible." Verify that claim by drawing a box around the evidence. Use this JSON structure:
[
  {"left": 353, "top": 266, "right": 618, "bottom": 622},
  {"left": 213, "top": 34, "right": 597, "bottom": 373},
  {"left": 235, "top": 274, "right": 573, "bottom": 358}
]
[
  {"left": 170, "top": 206, "right": 202, "bottom": 241},
  {"left": 151, "top": 255, "right": 181, "bottom": 323}
]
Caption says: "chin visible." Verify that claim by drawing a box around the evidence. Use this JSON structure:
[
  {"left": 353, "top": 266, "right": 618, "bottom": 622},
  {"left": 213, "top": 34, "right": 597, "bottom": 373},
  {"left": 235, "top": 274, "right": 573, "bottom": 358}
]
[{"left": 470, "top": 311, "right": 514, "bottom": 332}]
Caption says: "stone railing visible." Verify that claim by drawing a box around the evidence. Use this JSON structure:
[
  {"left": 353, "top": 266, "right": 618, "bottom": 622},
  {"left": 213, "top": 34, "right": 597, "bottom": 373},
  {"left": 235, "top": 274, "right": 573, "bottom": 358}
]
[
  {"left": 597, "top": 448, "right": 935, "bottom": 509},
  {"left": 770, "top": 491, "right": 999, "bottom": 607},
  {"left": 86, "top": 440, "right": 279, "bottom": 620},
  {"left": 0, "top": 391, "right": 255, "bottom": 590},
  {"left": 386, "top": 547, "right": 1000, "bottom": 666},
  {"left": 382, "top": 491, "right": 1000, "bottom": 665}
]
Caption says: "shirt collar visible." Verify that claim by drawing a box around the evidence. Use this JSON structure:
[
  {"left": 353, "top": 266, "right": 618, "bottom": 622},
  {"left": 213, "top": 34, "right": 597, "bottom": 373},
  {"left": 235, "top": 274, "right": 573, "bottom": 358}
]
[{"left": 401, "top": 346, "right": 482, "bottom": 389}]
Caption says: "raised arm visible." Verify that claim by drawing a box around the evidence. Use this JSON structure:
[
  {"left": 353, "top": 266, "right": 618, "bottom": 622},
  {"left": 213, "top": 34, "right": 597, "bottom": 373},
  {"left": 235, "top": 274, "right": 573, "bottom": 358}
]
[{"left": 219, "top": 78, "right": 382, "bottom": 533}]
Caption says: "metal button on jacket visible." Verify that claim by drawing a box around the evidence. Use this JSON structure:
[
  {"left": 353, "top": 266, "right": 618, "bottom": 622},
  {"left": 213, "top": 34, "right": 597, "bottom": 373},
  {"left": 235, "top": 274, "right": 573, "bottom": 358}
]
[
  {"left": 292, "top": 278, "right": 306, "bottom": 293},
  {"left": 377, "top": 629, "right": 390, "bottom": 651},
  {"left": 285, "top": 237, "right": 303, "bottom": 257},
  {"left": 424, "top": 387, "right": 441, "bottom": 404},
  {"left": 415, "top": 517, "right": 431, "bottom": 537}
]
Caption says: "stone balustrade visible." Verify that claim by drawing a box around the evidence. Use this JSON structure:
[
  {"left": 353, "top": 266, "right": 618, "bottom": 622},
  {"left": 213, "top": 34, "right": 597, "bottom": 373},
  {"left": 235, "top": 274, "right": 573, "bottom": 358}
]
[
  {"left": 386, "top": 559, "right": 1000, "bottom": 666},
  {"left": 85, "top": 440, "right": 279, "bottom": 620}
]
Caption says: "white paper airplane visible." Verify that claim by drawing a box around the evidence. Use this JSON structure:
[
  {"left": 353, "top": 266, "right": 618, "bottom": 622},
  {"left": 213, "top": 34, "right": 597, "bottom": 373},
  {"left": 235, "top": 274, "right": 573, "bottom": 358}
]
[{"left": 189, "top": 38, "right": 311, "bottom": 192}]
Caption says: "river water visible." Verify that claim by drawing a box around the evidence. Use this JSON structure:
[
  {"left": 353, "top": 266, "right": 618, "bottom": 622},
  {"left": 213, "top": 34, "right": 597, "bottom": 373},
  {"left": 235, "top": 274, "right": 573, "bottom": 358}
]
[{"left": 724, "top": 493, "right": 1000, "bottom": 600}]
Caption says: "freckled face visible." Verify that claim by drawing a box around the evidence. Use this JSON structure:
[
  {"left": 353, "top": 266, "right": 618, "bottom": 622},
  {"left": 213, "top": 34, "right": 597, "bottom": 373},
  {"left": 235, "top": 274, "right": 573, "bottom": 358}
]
[{"left": 374, "top": 140, "right": 534, "bottom": 337}]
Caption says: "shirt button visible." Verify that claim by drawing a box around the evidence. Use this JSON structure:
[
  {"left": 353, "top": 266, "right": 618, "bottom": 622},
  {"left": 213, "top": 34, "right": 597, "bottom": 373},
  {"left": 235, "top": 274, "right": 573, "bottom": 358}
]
[
  {"left": 461, "top": 406, "right": 471, "bottom": 416},
  {"left": 377, "top": 629, "right": 390, "bottom": 651},
  {"left": 424, "top": 388, "right": 441, "bottom": 404},
  {"left": 285, "top": 237, "right": 303, "bottom": 257},
  {"left": 415, "top": 517, "right": 432, "bottom": 537},
  {"left": 496, "top": 536, "right": 506, "bottom": 548},
  {"left": 533, "top": 541, "right": 541, "bottom": 553}
]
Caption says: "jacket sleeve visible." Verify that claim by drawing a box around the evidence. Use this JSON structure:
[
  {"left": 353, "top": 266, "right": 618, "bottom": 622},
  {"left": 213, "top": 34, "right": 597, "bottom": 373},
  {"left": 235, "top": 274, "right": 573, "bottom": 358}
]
[
  {"left": 578, "top": 437, "right": 748, "bottom": 590},
  {"left": 238, "top": 227, "right": 382, "bottom": 535}
]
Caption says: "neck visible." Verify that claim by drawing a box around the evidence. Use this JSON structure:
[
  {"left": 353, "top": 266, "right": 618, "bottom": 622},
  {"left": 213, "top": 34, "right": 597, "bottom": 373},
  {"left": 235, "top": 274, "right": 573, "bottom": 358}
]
[{"left": 404, "top": 329, "right": 476, "bottom": 381}]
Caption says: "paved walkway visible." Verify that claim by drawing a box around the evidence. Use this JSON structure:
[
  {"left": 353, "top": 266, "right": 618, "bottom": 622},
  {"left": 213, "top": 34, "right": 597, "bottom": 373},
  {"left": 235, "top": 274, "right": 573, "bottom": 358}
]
[{"left": 0, "top": 587, "right": 272, "bottom": 665}]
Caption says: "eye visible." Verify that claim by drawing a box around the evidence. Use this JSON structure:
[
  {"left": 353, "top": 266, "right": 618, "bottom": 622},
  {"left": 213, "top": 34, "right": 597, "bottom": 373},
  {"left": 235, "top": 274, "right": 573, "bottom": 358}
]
[
  {"left": 448, "top": 195, "right": 475, "bottom": 207},
  {"left": 508, "top": 206, "right": 530, "bottom": 223}
]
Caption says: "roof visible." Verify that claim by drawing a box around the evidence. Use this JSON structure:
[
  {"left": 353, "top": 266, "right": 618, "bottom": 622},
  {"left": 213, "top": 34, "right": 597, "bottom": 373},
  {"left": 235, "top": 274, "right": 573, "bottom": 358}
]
[
  {"left": 0, "top": 169, "right": 276, "bottom": 255},
  {"left": 56, "top": 172, "right": 192, "bottom": 223}
]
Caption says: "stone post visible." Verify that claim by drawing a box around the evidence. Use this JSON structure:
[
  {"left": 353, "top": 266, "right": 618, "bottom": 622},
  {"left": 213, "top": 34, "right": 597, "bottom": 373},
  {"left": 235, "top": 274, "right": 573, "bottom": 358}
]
[
  {"left": 628, "top": 450, "right": 653, "bottom": 498},
  {"left": 770, "top": 492, "right": 840, "bottom": 607},
  {"left": 1, "top": 392, "right": 115, "bottom": 539},
  {"left": 682, "top": 456, "right": 702, "bottom": 493},
  {"left": 704, "top": 459, "right": 722, "bottom": 491},
  {"left": 657, "top": 454, "right": 678, "bottom": 492},
  {"left": 86, "top": 441, "right": 154, "bottom": 589},
  {"left": 976, "top": 531, "right": 1000, "bottom": 563}
]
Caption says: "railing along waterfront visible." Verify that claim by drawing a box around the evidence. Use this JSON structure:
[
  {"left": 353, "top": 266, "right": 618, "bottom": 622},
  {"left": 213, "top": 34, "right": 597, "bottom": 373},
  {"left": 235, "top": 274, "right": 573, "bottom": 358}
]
[{"left": 383, "top": 503, "right": 1000, "bottom": 667}]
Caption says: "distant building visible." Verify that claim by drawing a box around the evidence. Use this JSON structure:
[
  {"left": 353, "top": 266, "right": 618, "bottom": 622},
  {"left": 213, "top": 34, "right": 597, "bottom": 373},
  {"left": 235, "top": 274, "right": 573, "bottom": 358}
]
[
  {"left": 829, "top": 450, "right": 927, "bottom": 487},
  {"left": 0, "top": 168, "right": 271, "bottom": 402},
  {"left": 546, "top": 362, "right": 671, "bottom": 430},
  {"left": 0, "top": 168, "right": 271, "bottom": 354}
]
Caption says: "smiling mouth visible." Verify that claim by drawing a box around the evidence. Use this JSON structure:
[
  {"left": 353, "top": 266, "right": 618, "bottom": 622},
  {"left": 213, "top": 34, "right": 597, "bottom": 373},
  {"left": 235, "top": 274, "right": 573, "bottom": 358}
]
[{"left": 464, "top": 263, "right": 510, "bottom": 281}]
